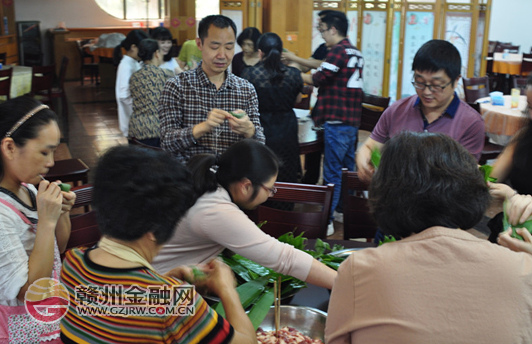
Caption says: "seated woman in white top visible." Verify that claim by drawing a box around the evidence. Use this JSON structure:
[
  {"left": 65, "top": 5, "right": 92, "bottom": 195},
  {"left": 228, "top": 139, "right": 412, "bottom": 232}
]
[
  {"left": 150, "top": 26, "right": 183, "bottom": 76},
  {"left": 0, "top": 96, "right": 76, "bottom": 343},
  {"left": 153, "top": 139, "right": 337, "bottom": 289}
]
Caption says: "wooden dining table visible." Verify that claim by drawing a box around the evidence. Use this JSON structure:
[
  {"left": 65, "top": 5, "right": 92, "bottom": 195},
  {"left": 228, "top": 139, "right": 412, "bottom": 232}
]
[
  {"left": 477, "top": 95, "right": 527, "bottom": 146},
  {"left": 296, "top": 108, "right": 324, "bottom": 155},
  {"left": 492, "top": 52, "right": 523, "bottom": 75},
  {"left": 0, "top": 65, "right": 32, "bottom": 99}
]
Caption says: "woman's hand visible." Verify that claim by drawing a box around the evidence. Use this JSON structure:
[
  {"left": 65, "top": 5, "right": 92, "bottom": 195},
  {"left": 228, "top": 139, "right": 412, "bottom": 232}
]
[
  {"left": 488, "top": 182, "right": 515, "bottom": 200},
  {"left": 36, "top": 180, "right": 63, "bottom": 227},
  {"left": 498, "top": 228, "right": 532, "bottom": 255},
  {"left": 505, "top": 193, "right": 532, "bottom": 226},
  {"left": 60, "top": 189, "right": 76, "bottom": 214},
  {"left": 200, "top": 259, "right": 237, "bottom": 297}
]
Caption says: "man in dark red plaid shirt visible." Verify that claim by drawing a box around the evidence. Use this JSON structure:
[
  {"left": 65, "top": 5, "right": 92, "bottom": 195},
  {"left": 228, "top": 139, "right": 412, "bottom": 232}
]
[{"left": 301, "top": 11, "right": 364, "bottom": 236}]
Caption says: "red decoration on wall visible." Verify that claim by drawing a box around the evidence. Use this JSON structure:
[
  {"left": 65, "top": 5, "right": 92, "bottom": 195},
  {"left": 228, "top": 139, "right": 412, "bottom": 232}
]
[
  {"left": 171, "top": 18, "right": 181, "bottom": 28},
  {"left": 186, "top": 17, "right": 196, "bottom": 27},
  {"left": 3, "top": 0, "right": 13, "bottom": 7}
]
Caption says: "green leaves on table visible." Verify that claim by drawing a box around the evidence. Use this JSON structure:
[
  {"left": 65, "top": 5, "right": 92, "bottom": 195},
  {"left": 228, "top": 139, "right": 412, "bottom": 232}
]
[
  {"left": 378, "top": 235, "right": 396, "bottom": 246},
  {"left": 247, "top": 288, "right": 275, "bottom": 330},
  {"left": 479, "top": 164, "right": 497, "bottom": 183}
]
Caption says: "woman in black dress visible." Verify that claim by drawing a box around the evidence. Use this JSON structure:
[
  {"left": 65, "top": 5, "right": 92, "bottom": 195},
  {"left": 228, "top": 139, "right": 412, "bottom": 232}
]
[{"left": 242, "top": 32, "right": 303, "bottom": 186}]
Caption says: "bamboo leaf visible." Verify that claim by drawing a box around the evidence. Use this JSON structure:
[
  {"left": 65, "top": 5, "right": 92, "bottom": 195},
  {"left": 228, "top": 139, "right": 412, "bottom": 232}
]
[{"left": 248, "top": 288, "right": 275, "bottom": 330}]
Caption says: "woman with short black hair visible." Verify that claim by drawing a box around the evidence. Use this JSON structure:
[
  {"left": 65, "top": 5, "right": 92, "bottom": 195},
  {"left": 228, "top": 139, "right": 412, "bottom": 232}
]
[{"left": 326, "top": 132, "right": 532, "bottom": 343}]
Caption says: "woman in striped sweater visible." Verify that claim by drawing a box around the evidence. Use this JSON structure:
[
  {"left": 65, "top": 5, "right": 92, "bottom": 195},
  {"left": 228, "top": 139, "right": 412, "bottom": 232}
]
[{"left": 60, "top": 145, "right": 256, "bottom": 344}]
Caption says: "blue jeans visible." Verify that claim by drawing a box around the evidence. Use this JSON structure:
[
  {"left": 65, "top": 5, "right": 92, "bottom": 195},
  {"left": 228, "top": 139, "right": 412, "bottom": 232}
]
[{"left": 323, "top": 123, "right": 358, "bottom": 222}]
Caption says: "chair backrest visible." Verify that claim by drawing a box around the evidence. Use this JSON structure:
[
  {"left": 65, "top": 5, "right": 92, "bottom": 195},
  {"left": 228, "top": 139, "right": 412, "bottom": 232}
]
[
  {"left": 466, "top": 102, "right": 480, "bottom": 113},
  {"left": 129, "top": 137, "right": 164, "bottom": 151},
  {"left": 65, "top": 211, "right": 101, "bottom": 252},
  {"left": 0, "top": 68, "right": 13, "bottom": 99},
  {"left": 294, "top": 85, "right": 314, "bottom": 110},
  {"left": 362, "top": 93, "right": 391, "bottom": 111},
  {"left": 463, "top": 76, "right": 490, "bottom": 103},
  {"left": 31, "top": 64, "right": 56, "bottom": 95},
  {"left": 76, "top": 39, "right": 95, "bottom": 62},
  {"left": 494, "top": 42, "right": 513, "bottom": 53},
  {"left": 341, "top": 169, "right": 378, "bottom": 241},
  {"left": 521, "top": 53, "right": 532, "bottom": 77},
  {"left": 0, "top": 52, "right": 6, "bottom": 65},
  {"left": 359, "top": 106, "right": 384, "bottom": 133},
  {"left": 71, "top": 183, "right": 93, "bottom": 212},
  {"left": 488, "top": 40, "right": 498, "bottom": 54},
  {"left": 246, "top": 182, "right": 334, "bottom": 239}
]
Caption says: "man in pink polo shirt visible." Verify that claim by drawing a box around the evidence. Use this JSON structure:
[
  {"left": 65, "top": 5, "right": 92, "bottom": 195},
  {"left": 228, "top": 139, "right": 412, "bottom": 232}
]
[{"left": 356, "top": 39, "right": 485, "bottom": 183}]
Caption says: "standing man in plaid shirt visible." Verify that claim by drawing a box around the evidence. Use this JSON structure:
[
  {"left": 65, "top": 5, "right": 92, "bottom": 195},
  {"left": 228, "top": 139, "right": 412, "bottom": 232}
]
[
  {"left": 301, "top": 11, "right": 364, "bottom": 236},
  {"left": 158, "top": 15, "right": 265, "bottom": 163}
]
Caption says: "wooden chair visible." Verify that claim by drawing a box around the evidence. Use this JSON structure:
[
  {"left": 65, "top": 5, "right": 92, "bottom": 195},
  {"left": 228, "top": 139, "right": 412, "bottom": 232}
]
[
  {"left": 246, "top": 182, "right": 335, "bottom": 239},
  {"left": 46, "top": 158, "right": 90, "bottom": 186},
  {"left": 0, "top": 68, "right": 13, "bottom": 100},
  {"left": 467, "top": 102, "right": 505, "bottom": 165},
  {"left": 64, "top": 211, "right": 101, "bottom": 255},
  {"left": 71, "top": 183, "right": 93, "bottom": 213},
  {"left": 0, "top": 52, "right": 5, "bottom": 65},
  {"left": 341, "top": 169, "right": 378, "bottom": 242},
  {"left": 463, "top": 76, "right": 490, "bottom": 103},
  {"left": 30, "top": 64, "right": 56, "bottom": 110},
  {"left": 76, "top": 39, "right": 99, "bottom": 85},
  {"left": 294, "top": 85, "right": 314, "bottom": 110},
  {"left": 362, "top": 92, "right": 391, "bottom": 111},
  {"left": 129, "top": 137, "right": 163, "bottom": 151},
  {"left": 355, "top": 106, "right": 386, "bottom": 149},
  {"left": 521, "top": 53, "right": 532, "bottom": 77}
]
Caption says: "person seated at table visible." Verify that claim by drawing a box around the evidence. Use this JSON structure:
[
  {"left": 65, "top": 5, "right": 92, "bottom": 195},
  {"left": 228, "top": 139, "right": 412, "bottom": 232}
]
[
  {"left": 129, "top": 39, "right": 174, "bottom": 148},
  {"left": 497, "top": 193, "right": 532, "bottom": 253},
  {"left": 114, "top": 29, "right": 149, "bottom": 137},
  {"left": 232, "top": 27, "right": 261, "bottom": 77},
  {"left": 60, "top": 145, "right": 256, "bottom": 344},
  {"left": 0, "top": 96, "right": 75, "bottom": 343},
  {"left": 487, "top": 73, "right": 532, "bottom": 241},
  {"left": 326, "top": 131, "right": 532, "bottom": 344},
  {"left": 356, "top": 39, "right": 485, "bottom": 183},
  {"left": 150, "top": 26, "right": 183, "bottom": 76},
  {"left": 152, "top": 139, "right": 337, "bottom": 289},
  {"left": 242, "top": 32, "right": 303, "bottom": 189}
]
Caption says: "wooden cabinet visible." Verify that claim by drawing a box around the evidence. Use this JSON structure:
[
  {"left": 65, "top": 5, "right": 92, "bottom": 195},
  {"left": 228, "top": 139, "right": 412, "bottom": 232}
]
[{"left": 0, "top": 1, "right": 18, "bottom": 64}]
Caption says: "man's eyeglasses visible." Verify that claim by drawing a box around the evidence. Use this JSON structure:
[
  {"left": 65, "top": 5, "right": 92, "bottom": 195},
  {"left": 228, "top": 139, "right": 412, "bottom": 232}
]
[
  {"left": 261, "top": 184, "right": 277, "bottom": 196},
  {"left": 411, "top": 80, "right": 453, "bottom": 93},
  {"left": 316, "top": 26, "right": 330, "bottom": 33}
]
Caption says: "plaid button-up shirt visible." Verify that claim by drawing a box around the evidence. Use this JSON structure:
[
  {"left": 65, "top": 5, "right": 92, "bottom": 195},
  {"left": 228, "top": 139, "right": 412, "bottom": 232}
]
[
  {"left": 158, "top": 65, "right": 265, "bottom": 162},
  {"left": 312, "top": 39, "right": 364, "bottom": 127}
]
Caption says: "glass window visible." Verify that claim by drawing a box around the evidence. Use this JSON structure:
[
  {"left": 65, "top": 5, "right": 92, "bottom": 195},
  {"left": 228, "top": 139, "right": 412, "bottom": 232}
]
[{"left": 94, "top": 0, "right": 164, "bottom": 20}]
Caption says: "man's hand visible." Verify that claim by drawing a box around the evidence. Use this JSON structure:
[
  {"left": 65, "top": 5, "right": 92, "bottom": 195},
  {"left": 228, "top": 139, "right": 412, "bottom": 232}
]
[
  {"left": 356, "top": 138, "right": 383, "bottom": 183},
  {"left": 193, "top": 109, "right": 231, "bottom": 139},
  {"left": 227, "top": 110, "right": 255, "bottom": 138}
]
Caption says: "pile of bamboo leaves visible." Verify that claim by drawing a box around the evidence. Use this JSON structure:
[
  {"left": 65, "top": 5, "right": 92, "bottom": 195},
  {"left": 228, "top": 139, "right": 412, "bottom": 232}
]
[{"left": 212, "top": 232, "right": 346, "bottom": 329}]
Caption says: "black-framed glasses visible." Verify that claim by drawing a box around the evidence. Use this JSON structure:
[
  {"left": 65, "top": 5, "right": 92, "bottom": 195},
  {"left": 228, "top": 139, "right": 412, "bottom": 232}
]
[
  {"left": 261, "top": 184, "right": 277, "bottom": 196},
  {"left": 316, "top": 25, "right": 330, "bottom": 33},
  {"left": 411, "top": 79, "right": 453, "bottom": 93}
]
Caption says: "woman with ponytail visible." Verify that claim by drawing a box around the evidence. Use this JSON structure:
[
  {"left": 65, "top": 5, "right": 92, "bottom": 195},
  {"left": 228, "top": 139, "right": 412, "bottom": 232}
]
[
  {"left": 153, "top": 139, "right": 337, "bottom": 290},
  {"left": 242, "top": 33, "right": 303, "bottom": 187},
  {"left": 114, "top": 29, "right": 148, "bottom": 138}
]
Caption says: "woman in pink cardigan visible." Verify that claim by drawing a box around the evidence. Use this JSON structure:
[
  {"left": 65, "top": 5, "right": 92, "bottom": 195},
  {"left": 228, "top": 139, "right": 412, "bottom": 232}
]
[{"left": 326, "top": 132, "right": 532, "bottom": 344}]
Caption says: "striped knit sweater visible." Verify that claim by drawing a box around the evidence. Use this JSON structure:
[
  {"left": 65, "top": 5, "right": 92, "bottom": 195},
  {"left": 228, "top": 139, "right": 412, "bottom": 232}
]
[{"left": 60, "top": 247, "right": 233, "bottom": 344}]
